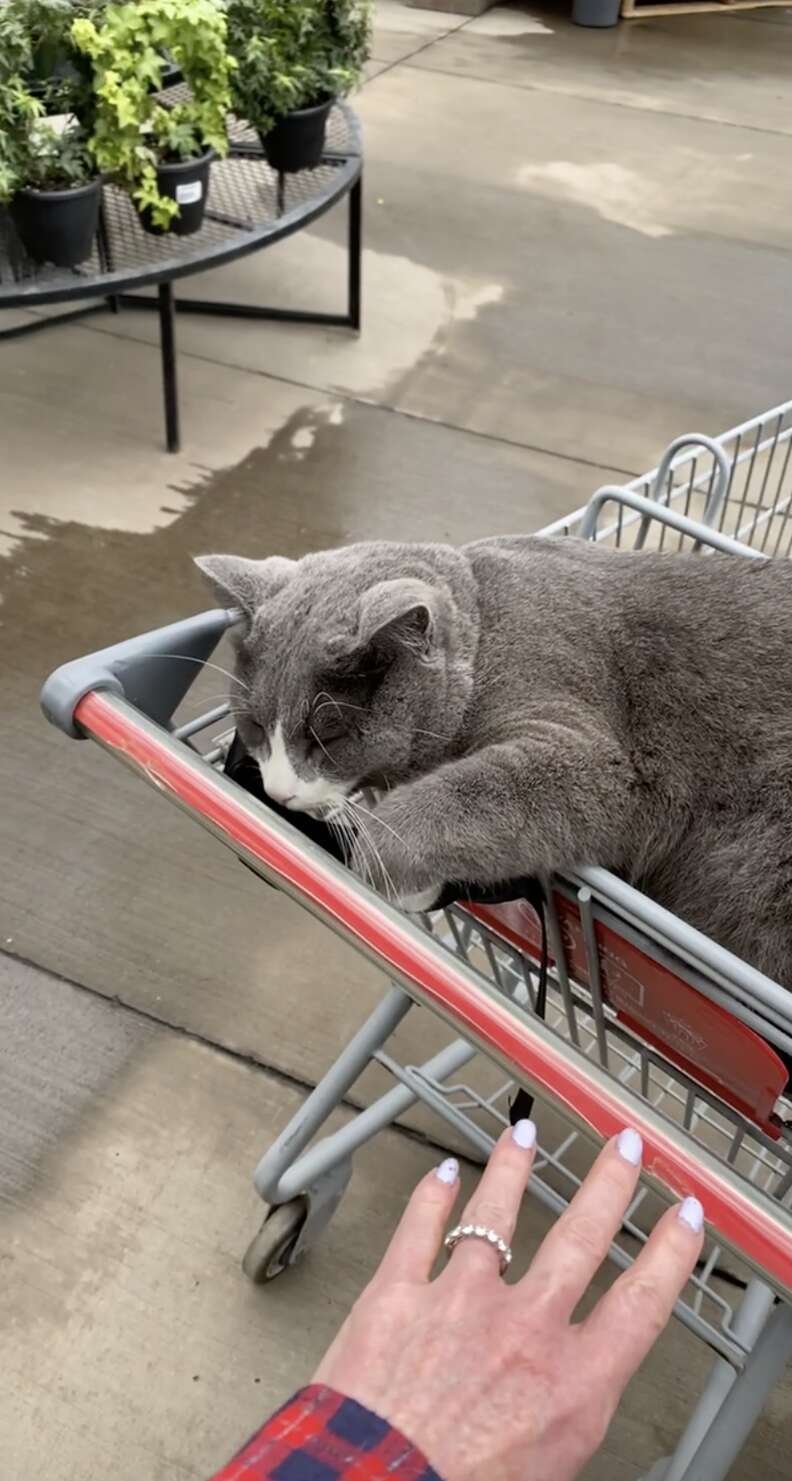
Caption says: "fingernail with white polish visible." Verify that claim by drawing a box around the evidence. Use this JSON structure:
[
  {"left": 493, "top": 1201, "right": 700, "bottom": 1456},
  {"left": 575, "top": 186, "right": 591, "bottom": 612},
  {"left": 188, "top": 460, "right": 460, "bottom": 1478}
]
[
  {"left": 678, "top": 1196, "right": 704, "bottom": 1233},
  {"left": 435, "top": 1158, "right": 459, "bottom": 1185},
  {"left": 617, "top": 1128, "right": 643, "bottom": 1166},
  {"left": 511, "top": 1119, "right": 537, "bottom": 1150}
]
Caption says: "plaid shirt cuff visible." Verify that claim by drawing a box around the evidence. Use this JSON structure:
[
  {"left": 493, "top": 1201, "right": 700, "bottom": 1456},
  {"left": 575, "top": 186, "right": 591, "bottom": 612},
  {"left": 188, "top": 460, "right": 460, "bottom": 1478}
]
[{"left": 208, "top": 1383, "right": 443, "bottom": 1481}]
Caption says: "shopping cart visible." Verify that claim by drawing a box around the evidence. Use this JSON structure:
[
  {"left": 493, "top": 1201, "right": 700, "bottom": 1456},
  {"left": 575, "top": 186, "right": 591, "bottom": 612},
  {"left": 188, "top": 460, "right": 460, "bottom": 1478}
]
[{"left": 41, "top": 400, "right": 792, "bottom": 1481}]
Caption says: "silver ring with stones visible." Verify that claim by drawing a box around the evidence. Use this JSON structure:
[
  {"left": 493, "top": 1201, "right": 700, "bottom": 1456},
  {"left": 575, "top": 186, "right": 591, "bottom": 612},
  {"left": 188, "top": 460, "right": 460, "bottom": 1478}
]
[{"left": 444, "top": 1223, "right": 512, "bottom": 1275}]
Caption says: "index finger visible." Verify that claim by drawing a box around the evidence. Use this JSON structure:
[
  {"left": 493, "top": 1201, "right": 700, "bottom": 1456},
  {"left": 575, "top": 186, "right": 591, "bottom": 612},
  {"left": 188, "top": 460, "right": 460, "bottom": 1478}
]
[{"left": 581, "top": 1197, "right": 705, "bottom": 1390}]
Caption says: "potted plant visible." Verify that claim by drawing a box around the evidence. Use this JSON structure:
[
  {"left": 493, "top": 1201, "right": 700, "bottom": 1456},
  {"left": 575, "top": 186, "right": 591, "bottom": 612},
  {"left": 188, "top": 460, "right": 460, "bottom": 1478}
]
[
  {"left": 72, "top": 0, "right": 235, "bottom": 235},
  {"left": 226, "top": 0, "right": 371, "bottom": 174},
  {"left": 2, "top": 119, "right": 101, "bottom": 268},
  {"left": 0, "top": 2, "right": 102, "bottom": 268}
]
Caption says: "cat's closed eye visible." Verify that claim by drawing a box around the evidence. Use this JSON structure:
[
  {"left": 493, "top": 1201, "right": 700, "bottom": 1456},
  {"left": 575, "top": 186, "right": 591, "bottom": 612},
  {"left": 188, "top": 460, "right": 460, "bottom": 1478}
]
[
  {"left": 309, "top": 706, "right": 349, "bottom": 745},
  {"left": 242, "top": 717, "right": 265, "bottom": 747}
]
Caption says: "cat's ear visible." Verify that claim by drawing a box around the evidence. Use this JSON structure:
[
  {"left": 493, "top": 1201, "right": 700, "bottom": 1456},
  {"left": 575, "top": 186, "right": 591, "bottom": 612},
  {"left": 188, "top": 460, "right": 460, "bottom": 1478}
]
[
  {"left": 194, "top": 554, "right": 296, "bottom": 618},
  {"left": 328, "top": 578, "right": 441, "bottom": 668}
]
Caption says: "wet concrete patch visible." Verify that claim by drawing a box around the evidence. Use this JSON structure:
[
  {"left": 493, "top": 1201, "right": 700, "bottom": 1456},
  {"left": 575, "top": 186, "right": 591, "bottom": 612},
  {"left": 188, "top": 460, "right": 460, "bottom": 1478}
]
[
  {"left": 0, "top": 329, "right": 324, "bottom": 557},
  {"left": 466, "top": 5, "right": 556, "bottom": 34},
  {"left": 80, "top": 230, "right": 514, "bottom": 409},
  {"left": 87, "top": 66, "right": 792, "bottom": 474},
  {"left": 406, "top": 2, "right": 792, "bottom": 134}
]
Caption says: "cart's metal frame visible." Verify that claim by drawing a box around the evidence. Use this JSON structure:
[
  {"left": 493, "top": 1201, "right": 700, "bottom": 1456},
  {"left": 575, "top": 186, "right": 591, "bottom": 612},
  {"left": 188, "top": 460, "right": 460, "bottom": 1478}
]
[{"left": 42, "top": 399, "right": 792, "bottom": 1480}]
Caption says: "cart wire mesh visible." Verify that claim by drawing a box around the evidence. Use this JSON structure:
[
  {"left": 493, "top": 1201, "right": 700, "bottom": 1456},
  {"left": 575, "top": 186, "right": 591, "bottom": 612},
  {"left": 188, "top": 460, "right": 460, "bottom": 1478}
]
[{"left": 544, "top": 405, "right": 792, "bottom": 556}]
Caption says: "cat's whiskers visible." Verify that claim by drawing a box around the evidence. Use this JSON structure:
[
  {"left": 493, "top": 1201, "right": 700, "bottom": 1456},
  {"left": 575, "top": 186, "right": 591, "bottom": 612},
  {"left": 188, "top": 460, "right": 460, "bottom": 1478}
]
[
  {"left": 341, "top": 803, "right": 377, "bottom": 891},
  {"left": 330, "top": 811, "right": 361, "bottom": 880},
  {"left": 345, "top": 797, "right": 400, "bottom": 903},
  {"left": 313, "top": 698, "right": 366, "bottom": 716},
  {"left": 357, "top": 824, "right": 393, "bottom": 900},
  {"left": 339, "top": 799, "right": 373, "bottom": 886},
  {"left": 311, "top": 691, "right": 347, "bottom": 727},
  {"left": 349, "top": 797, "right": 410, "bottom": 853},
  {"left": 325, "top": 815, "right": 348, "bottom": 868},
  {"left": 150, "top": 654, "right": 251, "bottom": 693},
  {"left": 308, "top": 726, "right": 337, "bottom": 769},
  {"left": 173, "top": 693, "right": 236, "bottom": 722},
  {"left": 313, "top": 690, "right": 339, "bottom": 711}
]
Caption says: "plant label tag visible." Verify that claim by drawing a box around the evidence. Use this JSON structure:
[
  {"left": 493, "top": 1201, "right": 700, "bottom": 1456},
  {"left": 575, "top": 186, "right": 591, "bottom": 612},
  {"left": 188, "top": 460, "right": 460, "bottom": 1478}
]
[{"left": 176, "top": 181, "right": 203, "bottom": 206}]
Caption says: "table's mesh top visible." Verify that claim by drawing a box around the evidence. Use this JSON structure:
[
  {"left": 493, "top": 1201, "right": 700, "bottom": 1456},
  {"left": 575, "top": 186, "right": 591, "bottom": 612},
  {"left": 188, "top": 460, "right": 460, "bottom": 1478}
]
[{"left": 0, "top": 103, "right": 360, "bottom": 303}]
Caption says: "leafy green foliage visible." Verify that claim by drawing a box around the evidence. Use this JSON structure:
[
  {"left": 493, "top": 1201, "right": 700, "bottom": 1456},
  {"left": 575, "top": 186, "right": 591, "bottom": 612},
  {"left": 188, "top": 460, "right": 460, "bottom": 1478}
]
[
  {"left": 72, "top": 0, "right": 235, "bottom": 228},
  {"left": 21, "top": 122, "right": 96, "bottom": 191},
  {"left": 0, "top": 1, "right": 97, "bottom": 118},
  {"left": 0, "top": 0, "right": 99, "bottom": 202},
  {"left": 0, "top": 80, "right": 42, "bottom": 205},
  {"left": 226, "top": 0, "right": 371, "bottom": 136}
]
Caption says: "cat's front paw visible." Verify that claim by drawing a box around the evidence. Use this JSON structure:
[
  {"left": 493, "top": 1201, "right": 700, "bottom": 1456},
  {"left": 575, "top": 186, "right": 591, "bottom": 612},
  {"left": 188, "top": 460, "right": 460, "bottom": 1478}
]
[{"left": 348, "top": 794, "right": 441, "bottom": 910}]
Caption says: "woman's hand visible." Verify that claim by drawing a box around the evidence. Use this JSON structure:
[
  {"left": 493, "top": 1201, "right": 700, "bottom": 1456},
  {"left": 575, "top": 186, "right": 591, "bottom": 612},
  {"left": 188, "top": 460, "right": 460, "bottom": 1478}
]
[{"left": 314, "top": 1122, "right": 704, "bottom": 1481}]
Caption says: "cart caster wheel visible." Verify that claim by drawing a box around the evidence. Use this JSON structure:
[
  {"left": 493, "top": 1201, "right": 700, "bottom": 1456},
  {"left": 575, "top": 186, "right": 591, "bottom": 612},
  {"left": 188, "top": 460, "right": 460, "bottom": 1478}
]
[{"left": 243, "top": 1199, "right": 307, "bottom": 1284}]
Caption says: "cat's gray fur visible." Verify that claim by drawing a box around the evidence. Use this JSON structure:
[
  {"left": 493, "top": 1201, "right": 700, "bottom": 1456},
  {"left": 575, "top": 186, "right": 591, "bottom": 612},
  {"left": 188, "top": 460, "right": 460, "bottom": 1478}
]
[{"left": 198, "top": 538, "right": 792, "bottom": 985}]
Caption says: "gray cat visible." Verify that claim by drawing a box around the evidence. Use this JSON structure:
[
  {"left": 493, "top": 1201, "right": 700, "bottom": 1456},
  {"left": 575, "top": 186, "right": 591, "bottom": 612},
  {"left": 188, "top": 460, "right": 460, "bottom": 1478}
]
[{"left": 197, "top": 537, "right": 792, "bottom": 986}]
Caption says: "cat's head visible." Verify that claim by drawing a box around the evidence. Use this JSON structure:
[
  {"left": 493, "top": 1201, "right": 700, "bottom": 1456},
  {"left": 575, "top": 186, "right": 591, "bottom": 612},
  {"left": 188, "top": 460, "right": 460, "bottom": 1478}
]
[{"left": 196, "top": 544, "right": 477, "bottom": 818}]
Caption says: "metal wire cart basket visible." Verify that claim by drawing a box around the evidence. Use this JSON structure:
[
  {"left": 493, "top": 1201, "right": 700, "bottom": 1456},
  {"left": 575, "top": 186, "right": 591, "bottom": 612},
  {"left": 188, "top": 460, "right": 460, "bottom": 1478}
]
[{"left": 41, "top": 399, "right": 792, "bottom": 1481}]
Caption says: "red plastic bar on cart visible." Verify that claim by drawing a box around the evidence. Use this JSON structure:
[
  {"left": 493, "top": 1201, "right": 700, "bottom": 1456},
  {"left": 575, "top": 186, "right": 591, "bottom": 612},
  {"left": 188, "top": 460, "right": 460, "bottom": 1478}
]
[{"left": 74, "top": 689, "right": 792, "bottom": 1299}]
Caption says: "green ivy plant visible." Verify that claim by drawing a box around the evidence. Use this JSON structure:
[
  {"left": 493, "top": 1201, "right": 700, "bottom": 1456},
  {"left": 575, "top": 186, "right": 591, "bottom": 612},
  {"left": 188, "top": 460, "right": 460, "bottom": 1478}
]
[
  {"left": 226, "top": 0, "right": 371, "bottom": 137},
  {"left": 72, "top": 0, "right": 235, "bottom": 229}
]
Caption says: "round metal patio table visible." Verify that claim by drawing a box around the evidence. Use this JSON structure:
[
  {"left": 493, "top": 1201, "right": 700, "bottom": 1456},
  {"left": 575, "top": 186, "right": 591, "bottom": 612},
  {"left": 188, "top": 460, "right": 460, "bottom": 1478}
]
[{"left": 0, "top": 102, "right": 362, "bottom": 453}]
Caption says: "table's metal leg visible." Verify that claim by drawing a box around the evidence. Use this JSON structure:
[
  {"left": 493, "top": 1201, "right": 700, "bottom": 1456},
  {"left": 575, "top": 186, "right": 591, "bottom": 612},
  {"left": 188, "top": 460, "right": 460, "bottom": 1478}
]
[
  {"left": 348, "top": 174, "right": 362, "bottom": 332},
  {"left": 96, "top": 197, "right": 113, "bottom": 276},
  {"left": 158, "top": 281, "right": 180, "bottom": 454}
]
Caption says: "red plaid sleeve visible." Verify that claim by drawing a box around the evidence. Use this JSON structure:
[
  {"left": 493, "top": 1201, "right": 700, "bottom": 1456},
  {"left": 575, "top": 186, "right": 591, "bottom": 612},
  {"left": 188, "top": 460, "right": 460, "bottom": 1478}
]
[{"left": 208, "top": 1384, "right": 443, "bottom": 1481}]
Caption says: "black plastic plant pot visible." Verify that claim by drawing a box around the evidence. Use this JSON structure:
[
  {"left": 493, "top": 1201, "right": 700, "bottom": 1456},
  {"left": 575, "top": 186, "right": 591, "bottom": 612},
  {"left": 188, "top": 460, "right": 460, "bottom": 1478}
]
[
  {"left": 572, "top": 0, "right": 621, "bottom": 24},
  {"left": 140, "top": 150, "right": 213, "bottom": 237},
  {"left": 10, "top": 177, "right": 101, "bottom": 268},
  {"left": 259, "top": 97, "right": 334, "bottom": 174},
  {"left": 31, "top": 40, "right": 78, "bottom": 88}
]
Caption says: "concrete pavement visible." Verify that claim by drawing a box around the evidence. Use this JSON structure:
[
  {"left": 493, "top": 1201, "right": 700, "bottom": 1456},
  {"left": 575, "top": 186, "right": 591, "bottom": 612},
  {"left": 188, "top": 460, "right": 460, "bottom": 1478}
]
[{"left": 2, "top": 3, "right": 791, "bottom": 1475}]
